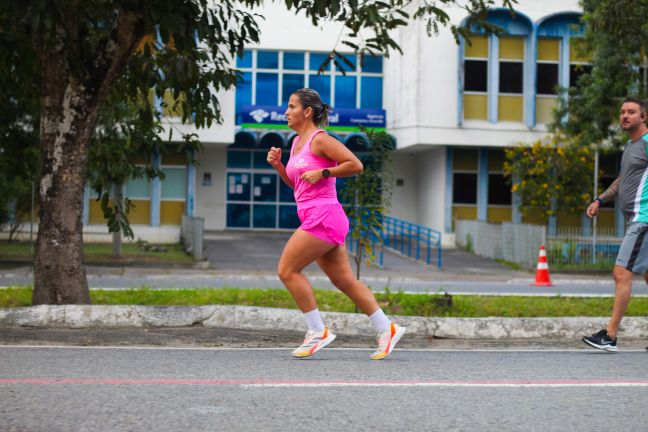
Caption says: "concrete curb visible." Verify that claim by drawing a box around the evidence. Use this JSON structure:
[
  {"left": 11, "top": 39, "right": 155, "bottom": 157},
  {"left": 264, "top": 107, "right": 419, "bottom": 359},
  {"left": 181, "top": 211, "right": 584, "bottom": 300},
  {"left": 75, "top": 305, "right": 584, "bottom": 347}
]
[{"left": 1, "top": 305, "right": 648, "bottom": 339}]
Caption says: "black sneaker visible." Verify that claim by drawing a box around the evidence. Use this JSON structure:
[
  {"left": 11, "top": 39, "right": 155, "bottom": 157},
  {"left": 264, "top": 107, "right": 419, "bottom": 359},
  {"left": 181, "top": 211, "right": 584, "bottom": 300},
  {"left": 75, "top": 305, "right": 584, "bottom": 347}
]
[{"left": 582, "top": 329, "right": 617, "bottom": 352}]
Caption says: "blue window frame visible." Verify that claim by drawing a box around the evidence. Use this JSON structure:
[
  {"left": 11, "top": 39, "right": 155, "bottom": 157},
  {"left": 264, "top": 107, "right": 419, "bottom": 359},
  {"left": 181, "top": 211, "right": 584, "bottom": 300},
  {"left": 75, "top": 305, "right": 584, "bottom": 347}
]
[
  {"left": 284, "top": 52, "right": 304, "bottom": 70},
  {"left": 227, "top": 173, "right": 251, "bottom": 201},
  {"left": 279, "top": 205, "right": 300, "bottom": 228},
  {"left": 335, "top": 75, "right": 356, "bottom": 108},
  {"left": 282, "top": 74, "right": 305, "bottom": 104},
  {"left": 361, "top": 76, "right": 382, "bottom": 109},
  {"left": 256, "top": 73, "right": 278, "bottom": 105},
  {"left": 309, "top": 74, "right": 331, "bottom": 104},
  {"left": 234, "top": 50, "right": 383, "bottom": 124},
  {"left": 335, "top": 53, "right": 356, "bottom": 72},
  {"left": 257, "top": 51, "right": 278, "bottom": 69},
  {"left": 279, "top": 181, "right": 294, "bottom": 203},
  {"left": 253, "top": 204, "right": 276, "bottom": 228},
  {"left": 310, "top": 53, "right": 330, "bottom": 71},
  {"left": 362, "top": 55, "right": 383, "bottom": 73},
  {"left": 228, "top": 150, "right": 252, "bottom": 169},
  {"left": 253, "top": 173, "right": 277, "bottom": 202},
  {"left": 235, "top": 72, "right": 252, "bottom": 114},
  {"left": 236, "top": 50, "right": 253, "bottom": 68},
  {"left": 227, "top": 204, "right": 250, "bottom": 228}
]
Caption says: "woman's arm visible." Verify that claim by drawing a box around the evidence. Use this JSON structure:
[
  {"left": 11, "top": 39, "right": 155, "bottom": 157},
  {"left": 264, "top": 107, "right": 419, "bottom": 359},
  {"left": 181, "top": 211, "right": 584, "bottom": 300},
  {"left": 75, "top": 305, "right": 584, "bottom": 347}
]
[
  {"left": 267, "top": 147, "right": 294, "bottom": 188},
  {"left": 300, "top": 134, "right": 363, "bottom": 183}
]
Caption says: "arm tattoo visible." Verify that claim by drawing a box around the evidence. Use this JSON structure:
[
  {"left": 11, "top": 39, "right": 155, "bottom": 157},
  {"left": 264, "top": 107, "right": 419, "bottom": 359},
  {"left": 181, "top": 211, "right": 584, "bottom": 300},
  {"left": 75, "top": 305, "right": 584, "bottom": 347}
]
[{"left": 599, "top": 177, "right": 620, "bottom": 202}]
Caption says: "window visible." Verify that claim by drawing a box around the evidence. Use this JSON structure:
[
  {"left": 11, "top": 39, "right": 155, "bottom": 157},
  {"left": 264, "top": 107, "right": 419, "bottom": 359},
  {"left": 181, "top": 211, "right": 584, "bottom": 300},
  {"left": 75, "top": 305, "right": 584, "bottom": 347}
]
[
  {"left": 536, "top": 38, "right": 560, "bottom": 96},
  {"left": 235, "top": 50, "right": 383, "bottom": 118},
  {"left": 257, "top": 51, "right": 278, "bottom": 69},
  {"left": 256, "top": 72, "right": 278, "bottom": 105},
  {"left": 283, "top": 52, "right": 304, "bottom": 70},
  {"left": 536, "top": 38, "right": 561, "bottom": 124},
  {"left": 463, "top": 35, "right": 489, "bottom": 120},
  {"left": 537, "top": 64, "right": 559, "bottom": 95},
  {"left": 309, "top": 74, "right": 331, "bottom": 103},
  {"left": 362, "top": 55, "right": 383, "bottom": 73},
  {"left": 161, "top": 167, "right": 186, "bottom": 199},
  {"left": 335, "top": 75, "right": 357, "bottom": 108},
  {"left": 499, "top": 62, "right": 523, "bottom": 94},
  {"left": 310, "top": 53, "right": 330, "bottom": 72},
  {"left": 235, "top": 72, "right": 252, "bottom": 120},
  {"left": 226, "top": 135, "right": 301, "bottom": 230},
  {"left": 488, "top": 174, "right": 512, "bottom": 205},
  {"left": 453, "top": 173, "right": 478, "bottom": 204},
  {"left": 361, "top": 76, "right": 383, "bottom": 109},
  {"left": 464, "top": 60, "right": 488, "bottom": 92},
  {"left": 569, "top": 64, "right": 592, "bottom": 89},
  {"left": 236, "top": 50, "right": 252, "bottom": 68},
  {"left": 569, "top": 38, "right": 592, "bottom": 90},
  {"left": 282, "top": 73, "right": 305, "bottom": 104},
  {"left": 334, "top": 53, "right": 357, "bottom": 72},
  {"left": 125, "top": 176, "right": 150, "bottom": 199},
  {"left": 498, "top": 37, "right": 524, "bottom": 122}
]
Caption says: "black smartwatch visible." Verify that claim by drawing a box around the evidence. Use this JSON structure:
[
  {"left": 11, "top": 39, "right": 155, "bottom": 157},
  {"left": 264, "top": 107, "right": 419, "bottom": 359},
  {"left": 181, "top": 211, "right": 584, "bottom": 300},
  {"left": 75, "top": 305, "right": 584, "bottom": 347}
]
[
  {"left": 593, "top": 196, "right": 603, "bottom": 205},
  {"left": 322, "top": 168, "right": 331, "bottom": 178}
]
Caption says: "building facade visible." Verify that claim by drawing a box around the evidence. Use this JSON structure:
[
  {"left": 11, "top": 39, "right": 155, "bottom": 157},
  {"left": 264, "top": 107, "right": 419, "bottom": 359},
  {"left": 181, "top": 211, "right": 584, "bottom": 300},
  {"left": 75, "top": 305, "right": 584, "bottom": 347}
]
[{"left": 82, "top": 0, "right": 620, "bottom": 245}]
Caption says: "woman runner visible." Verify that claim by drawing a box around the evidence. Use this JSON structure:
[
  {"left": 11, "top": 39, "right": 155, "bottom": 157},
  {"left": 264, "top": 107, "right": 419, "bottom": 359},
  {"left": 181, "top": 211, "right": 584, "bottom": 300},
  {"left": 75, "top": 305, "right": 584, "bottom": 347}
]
[{"left": 266, "top": 88, "right": 406, "bottom": 359}]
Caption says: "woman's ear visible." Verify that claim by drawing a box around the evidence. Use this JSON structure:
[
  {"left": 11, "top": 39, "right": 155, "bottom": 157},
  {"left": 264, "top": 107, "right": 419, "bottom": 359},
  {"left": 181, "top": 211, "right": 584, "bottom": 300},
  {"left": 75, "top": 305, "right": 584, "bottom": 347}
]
[{"left": 304, "top": 106, "right": 313, "bottom": 119}]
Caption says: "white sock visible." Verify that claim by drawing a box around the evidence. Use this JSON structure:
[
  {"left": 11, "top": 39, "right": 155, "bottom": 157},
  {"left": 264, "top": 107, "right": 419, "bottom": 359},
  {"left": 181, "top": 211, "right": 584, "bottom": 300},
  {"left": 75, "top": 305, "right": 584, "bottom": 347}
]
[
  {"left": 304, "top": 308, "right": 325, "bottom": 332},
  {"left": 369, "top": 308, "right": 391, "bottom": 332}
]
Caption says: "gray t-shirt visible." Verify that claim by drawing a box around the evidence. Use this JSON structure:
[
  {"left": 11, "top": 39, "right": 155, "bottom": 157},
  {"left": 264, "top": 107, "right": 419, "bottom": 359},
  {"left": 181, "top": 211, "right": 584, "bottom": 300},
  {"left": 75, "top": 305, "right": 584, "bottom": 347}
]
[{"left": 618, "top": 134, "right": 648, "bottom": 222}]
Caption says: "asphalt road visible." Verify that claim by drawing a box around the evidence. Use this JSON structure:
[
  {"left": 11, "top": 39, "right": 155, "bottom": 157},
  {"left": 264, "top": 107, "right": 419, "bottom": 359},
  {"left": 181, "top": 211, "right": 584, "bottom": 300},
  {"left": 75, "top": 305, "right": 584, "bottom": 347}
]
[{"left": 1, "top": 344, "right": 647, "bottom": 431}]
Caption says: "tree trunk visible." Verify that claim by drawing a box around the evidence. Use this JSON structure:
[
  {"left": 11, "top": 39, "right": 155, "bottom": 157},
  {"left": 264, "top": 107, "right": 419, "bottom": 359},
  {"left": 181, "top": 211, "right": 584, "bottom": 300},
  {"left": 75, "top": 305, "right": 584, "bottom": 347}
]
[
  {"left": 32, "top": 72, "right": 95, "bottom": 304},
  {"left": 30, "top": 9, "right": 144, "bottom": 305}
]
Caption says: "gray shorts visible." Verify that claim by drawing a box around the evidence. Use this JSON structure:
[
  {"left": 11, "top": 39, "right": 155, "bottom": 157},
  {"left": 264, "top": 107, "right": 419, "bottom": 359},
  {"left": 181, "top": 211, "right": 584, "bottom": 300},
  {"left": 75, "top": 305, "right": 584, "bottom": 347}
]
[{"left": 616, "top": 222, "right": 648, "bottom": 274}]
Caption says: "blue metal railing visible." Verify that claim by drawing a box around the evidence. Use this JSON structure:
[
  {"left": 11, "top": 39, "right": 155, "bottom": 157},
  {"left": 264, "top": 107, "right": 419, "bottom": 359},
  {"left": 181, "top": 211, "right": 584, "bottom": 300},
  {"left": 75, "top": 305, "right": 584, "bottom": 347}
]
[{"left": 347, "top": 216, "right": 443, "bottom": 269}]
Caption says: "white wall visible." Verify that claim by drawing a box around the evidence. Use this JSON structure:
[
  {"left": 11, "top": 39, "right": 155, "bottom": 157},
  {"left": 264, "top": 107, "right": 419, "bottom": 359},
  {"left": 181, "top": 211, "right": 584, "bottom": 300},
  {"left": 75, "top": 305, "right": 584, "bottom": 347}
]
[
  {"left": 253, "top": 3, "right": 349, "bottom": 52},
  {"left": 415, "top": 147, "right": 447, "bottom": 234},
  {"left": 194, "top": 146, "right": 227, "bottom": 230},
  {"left": 385, "top": 0, "right": 582, "bottom": 149},
  {"left": 160, "top": 88, "right": 236, "bottom": 147},
  {"left": 389, "top": 152, "right": 420, "bottom": 222}
]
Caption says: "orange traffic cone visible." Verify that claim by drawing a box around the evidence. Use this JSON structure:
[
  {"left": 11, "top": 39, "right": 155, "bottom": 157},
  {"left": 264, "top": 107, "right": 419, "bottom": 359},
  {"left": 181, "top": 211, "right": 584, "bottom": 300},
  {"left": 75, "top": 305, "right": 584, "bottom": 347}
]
[{"left": 532, "top": 245, "right": 553, "bottom": 286}]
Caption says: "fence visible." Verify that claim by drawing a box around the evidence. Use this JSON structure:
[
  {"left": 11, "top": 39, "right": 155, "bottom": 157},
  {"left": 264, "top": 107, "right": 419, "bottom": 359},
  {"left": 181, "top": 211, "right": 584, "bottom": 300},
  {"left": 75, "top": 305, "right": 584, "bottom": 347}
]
[
  {"left": 455, "top": 220, "right": 546, "bottom": 268},
  {"left": 181, "top": 216, "right": 205, "bottom": 262},
  {"left": 455, "top": 219, "right": 623, "bottom": 270},
  {"left": 382, "top": 216, "right": 442, "bottom": 268},
  {"left": 1, "top": 224, "right": 181, "bottom": 244},
  {"left": 546, "top": 227, "right": 622, "bottom": 270},
  {"left": 347, "top": 216, "right": 443, "bottom": 269}
]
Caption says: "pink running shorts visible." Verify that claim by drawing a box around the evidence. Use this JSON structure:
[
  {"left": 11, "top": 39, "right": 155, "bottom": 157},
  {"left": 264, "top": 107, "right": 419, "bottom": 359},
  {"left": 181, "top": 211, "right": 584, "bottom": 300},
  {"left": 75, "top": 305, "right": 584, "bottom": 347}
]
[{"left": 297, "top": 203, "right": 349, "bottom": 246}]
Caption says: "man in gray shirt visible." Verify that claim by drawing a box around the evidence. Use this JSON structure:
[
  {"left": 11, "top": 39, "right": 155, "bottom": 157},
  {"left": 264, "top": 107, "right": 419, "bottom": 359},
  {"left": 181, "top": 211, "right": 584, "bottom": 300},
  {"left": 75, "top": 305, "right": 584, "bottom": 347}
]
[{"left": 583, "top": 96, "right": 648, "bottom": 351}]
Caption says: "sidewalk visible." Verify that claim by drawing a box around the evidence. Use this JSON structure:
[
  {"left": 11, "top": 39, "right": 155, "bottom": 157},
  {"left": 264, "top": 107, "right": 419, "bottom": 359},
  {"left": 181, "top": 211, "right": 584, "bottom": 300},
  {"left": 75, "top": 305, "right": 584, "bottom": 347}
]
[
  {"left": 2, "top": 231, "right": 635, "bottom": 296},
  {"left": 2, "top": 231, "right": 647, "bottom": 343}
]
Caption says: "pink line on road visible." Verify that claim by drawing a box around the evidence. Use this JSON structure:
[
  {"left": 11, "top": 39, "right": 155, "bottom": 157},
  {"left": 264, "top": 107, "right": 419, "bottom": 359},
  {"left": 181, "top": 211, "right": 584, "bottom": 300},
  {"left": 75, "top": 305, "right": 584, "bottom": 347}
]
[{"left": 1, "top": 378, "right": 648, "bottom": 387}]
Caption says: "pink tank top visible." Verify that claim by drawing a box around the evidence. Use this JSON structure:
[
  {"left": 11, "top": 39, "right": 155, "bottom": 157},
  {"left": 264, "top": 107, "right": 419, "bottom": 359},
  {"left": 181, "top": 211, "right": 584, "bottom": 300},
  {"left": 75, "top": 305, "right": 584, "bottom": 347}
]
[{"left": 285, "top": 129, "right": 338, "bottom": 207}]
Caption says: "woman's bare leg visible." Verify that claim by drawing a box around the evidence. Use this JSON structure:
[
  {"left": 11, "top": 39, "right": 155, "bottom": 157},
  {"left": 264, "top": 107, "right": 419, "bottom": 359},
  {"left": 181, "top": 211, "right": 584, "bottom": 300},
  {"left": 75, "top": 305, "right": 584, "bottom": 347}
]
[
  {"left": 277, "top": 229, "right": 336, "bottom": 312},
  {"left": 316, "top": 244, "right": 380, "bottom": 315}
]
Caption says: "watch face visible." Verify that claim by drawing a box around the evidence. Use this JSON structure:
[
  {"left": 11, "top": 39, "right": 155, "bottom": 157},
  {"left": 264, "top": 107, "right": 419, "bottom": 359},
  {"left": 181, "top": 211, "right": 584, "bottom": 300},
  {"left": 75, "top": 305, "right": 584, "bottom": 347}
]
[{"left": 323, "top": 169, "right": 330, "bottom": 178}]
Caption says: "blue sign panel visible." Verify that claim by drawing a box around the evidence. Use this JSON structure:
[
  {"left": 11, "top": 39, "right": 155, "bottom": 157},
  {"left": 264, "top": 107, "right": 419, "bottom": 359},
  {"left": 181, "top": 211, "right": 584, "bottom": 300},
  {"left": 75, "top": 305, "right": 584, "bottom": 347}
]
[{"left": 239, "top": 105, "right": 386, "bottom": 131}]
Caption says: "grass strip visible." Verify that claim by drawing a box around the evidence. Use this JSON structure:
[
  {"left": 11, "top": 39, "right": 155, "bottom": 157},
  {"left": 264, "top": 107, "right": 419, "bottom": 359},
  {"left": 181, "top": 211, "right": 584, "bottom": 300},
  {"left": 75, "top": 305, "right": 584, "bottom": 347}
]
[
  {"left": 2, "top": 287, "right": 648, "bottom": 318},
  {"left": 0, "top": 242, "right": 193, "bottom": 263}
]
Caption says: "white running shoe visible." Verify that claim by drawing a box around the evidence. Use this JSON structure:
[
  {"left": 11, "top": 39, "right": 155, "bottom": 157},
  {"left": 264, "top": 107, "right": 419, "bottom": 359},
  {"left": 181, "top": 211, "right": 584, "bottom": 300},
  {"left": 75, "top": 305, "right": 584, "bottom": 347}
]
[
  {"left": 291, "top": 326, "right": 336, "bottom": 358},
  {"left": 370, "top": 322, "right": 406, "bottom": 360}
]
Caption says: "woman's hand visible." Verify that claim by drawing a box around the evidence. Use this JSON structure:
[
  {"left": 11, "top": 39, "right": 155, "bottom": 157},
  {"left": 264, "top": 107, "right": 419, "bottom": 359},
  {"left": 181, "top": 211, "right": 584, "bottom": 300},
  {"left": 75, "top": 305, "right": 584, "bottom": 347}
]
[
  {"left": 267, "top": 147, "right": 282, "bottom": 169},
  {"left": 300, "top": 169, "right": 324, "bottom": 184}
]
